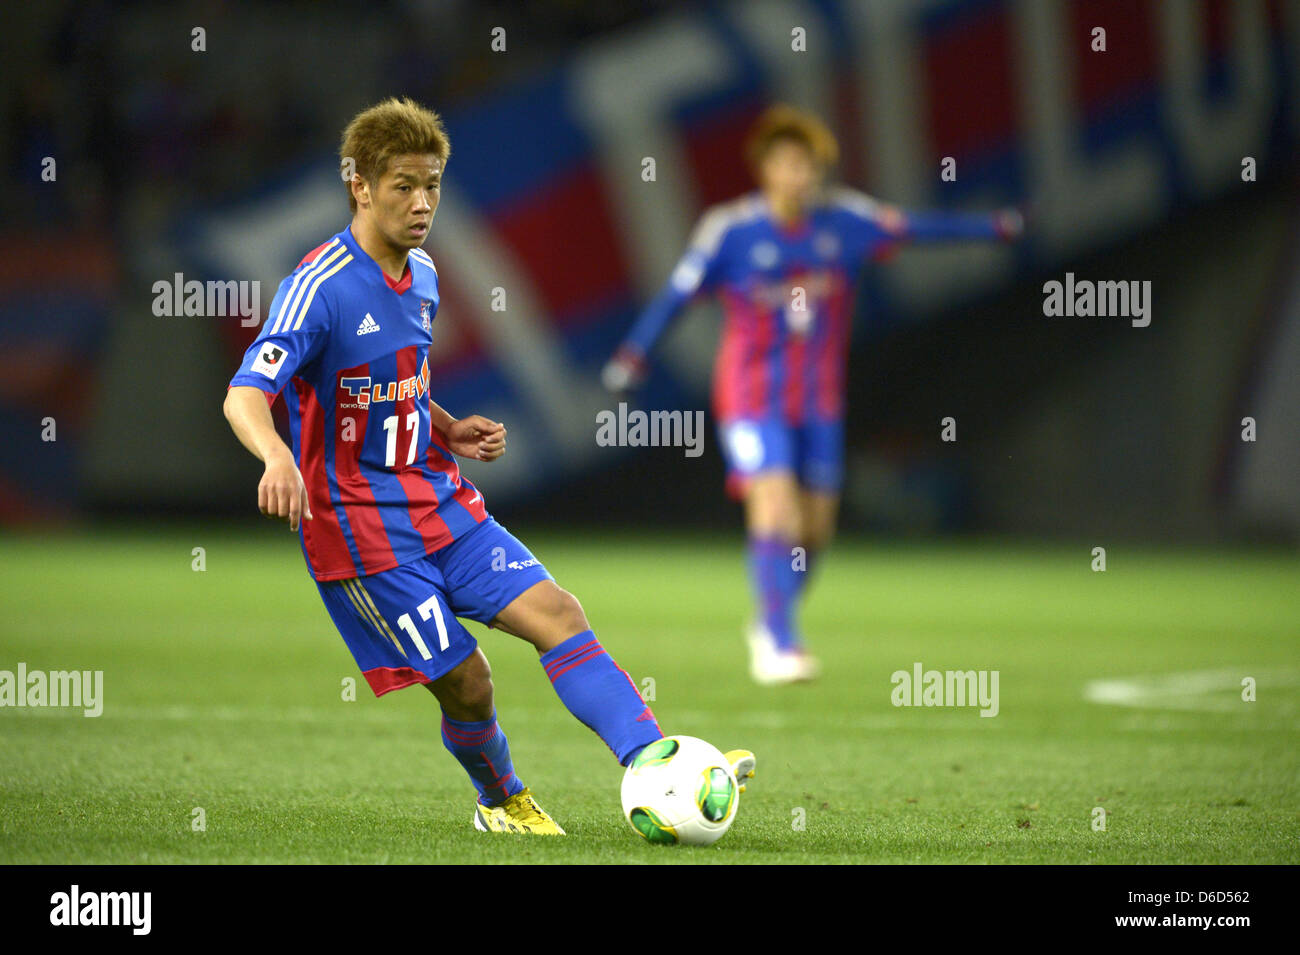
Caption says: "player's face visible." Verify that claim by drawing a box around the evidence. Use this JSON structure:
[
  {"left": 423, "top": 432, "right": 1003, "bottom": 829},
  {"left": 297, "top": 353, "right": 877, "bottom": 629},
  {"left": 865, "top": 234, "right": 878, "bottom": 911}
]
[
  {"left": 367, "top": 153, "right": 444, "bottom": 248},
  {"left": 758, "top": 139, "right": 821, "bottom": 211}
]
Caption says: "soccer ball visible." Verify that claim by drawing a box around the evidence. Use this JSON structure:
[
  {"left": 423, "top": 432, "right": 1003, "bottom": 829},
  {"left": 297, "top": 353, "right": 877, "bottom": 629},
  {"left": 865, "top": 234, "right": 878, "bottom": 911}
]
[{"left": 620, "top": 735, "right": 739, "bottom": 846}]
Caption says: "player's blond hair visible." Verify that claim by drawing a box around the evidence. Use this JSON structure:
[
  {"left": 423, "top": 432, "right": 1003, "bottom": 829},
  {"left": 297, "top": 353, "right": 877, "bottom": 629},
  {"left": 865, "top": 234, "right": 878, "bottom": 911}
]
[
  {"left": 743, "top": 104, "right": 839, "bottom": 178},
  {"left": 339, "top": 97, "right": 451, "bottom": 213}
]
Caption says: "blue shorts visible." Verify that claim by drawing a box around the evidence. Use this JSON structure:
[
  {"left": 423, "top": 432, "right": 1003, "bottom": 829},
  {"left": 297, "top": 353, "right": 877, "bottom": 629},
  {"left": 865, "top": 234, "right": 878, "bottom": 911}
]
[
  {"left": 719, "top": 417, "right": 845, "bottom": 499},
  {"left": 317, "top": 517, "right": 553, "bottom": 696}
]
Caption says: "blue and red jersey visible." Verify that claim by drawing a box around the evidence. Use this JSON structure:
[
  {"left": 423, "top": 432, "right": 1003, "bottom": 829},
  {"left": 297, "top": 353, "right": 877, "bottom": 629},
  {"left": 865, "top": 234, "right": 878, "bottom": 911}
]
[
  {"left": 229, "top": 225, "right": 488, "bottom": 581},
  {"left": 622, "top": 187, "right": 1009, "bottom": 425}
]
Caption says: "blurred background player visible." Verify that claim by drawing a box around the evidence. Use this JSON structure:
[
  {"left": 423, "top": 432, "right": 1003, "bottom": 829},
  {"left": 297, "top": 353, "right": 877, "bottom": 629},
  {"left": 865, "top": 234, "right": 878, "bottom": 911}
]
[{"left": 602, "top": 105, "right": 1023, "bottom": 685}]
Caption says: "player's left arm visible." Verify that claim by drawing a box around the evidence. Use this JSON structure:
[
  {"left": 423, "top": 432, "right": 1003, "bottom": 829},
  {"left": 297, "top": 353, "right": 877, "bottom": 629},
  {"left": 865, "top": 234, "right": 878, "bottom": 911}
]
[
  {"left": 836, "top": 187, "right": 1023, "bottom": 246},
  {"left": 431, "top": 400, "right": 506, "bottom": 462},
  {"left": 891, "top": 204, "right": 1024, "bottom": 244}
]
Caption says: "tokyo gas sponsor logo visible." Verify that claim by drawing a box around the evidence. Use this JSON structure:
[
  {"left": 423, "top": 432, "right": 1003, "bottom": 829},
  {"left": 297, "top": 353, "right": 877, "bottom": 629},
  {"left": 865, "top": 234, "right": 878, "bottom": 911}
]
[{"left": 338, "top": 357, "right": 430, "bottom": 410}]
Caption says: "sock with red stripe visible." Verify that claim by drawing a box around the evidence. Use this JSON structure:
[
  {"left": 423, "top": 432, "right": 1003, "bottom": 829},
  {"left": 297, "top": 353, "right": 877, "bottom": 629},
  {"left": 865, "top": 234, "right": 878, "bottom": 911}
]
[
  {"left": 749, "top": 534, "right": 801, "bottom": 652},
  {"left": 440, "top": 710, "right": 525, "bottom": 807},
  {"left": 540, "top": 630, "right": 663, "bottom": 766}
]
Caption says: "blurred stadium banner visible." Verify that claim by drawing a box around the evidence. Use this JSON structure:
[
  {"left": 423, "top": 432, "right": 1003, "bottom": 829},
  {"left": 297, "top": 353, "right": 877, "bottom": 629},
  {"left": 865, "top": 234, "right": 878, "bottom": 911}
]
[
  {"left": 11, "top": 0, "right": 1295, "bottom": 521},
  {"left": 0, "top": 232, "right": 114, "bottom": 520}
]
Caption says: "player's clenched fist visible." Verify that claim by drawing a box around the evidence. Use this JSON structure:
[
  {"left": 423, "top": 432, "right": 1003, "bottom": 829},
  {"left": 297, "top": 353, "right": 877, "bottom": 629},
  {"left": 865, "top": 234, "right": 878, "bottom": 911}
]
[
  {"left": 258, "top": 448, "right": 313, "bottom": 531},
  {"left": 447, "top": 415, "right": 507, "bottom": 462}
]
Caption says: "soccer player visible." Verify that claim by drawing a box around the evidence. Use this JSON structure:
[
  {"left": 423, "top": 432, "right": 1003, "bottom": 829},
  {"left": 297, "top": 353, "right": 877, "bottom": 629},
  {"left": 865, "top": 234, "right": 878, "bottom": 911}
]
[
  {"left": 223, "top": 97, "right": 754, "bottom": 834},
  {"left": 602, "top": 105, "right": 1022, "bottom": 685}
]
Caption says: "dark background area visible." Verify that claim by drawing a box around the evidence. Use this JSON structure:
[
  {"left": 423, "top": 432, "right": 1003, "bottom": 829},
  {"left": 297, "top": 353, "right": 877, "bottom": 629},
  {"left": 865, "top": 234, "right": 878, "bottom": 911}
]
[{"left": 4, "top": 0, "right": 1298, "bottom": 544}]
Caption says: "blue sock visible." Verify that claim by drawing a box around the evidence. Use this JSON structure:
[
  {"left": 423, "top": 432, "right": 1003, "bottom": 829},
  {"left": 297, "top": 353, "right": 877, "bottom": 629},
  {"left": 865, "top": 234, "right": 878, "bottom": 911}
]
[
  {"left": 749, "top": 535, "right": 800, "bottom": 651},
  {"left": 440, "top": 710, "right": 525, "bottom": 806},
  {"left": 792, "top": 546, "right": 819, "bottom": 600},
  {"left": 540, "top": 630, "right": 663, "bottom": 766}
]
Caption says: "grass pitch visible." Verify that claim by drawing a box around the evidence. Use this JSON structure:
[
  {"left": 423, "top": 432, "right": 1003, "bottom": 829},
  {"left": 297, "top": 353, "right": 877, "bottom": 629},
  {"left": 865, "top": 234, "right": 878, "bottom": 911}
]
[{"left": 1, "top": 524, "right": 1296, "bottom": 864}]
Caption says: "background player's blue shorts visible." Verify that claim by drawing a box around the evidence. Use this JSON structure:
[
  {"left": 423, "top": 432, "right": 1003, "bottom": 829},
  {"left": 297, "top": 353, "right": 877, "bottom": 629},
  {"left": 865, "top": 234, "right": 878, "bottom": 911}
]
[
  {"left": 719, "top": 417, "right": 845, "bottom": 499},
  {"left": 316, "top": 517, "right": 553, "bottom": 696}
]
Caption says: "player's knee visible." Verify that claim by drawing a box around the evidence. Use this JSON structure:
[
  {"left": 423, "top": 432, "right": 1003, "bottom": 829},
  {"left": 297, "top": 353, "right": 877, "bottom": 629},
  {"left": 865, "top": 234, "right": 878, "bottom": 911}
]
[
  {"left": 525, "top": 582, "right": 589, "bottom": 642},
  {"left": 804, "top": 522, "right": 835, "bottom": 552},
  {"left": 747, "top": 478, "right": 801, "bottom": 538},
  {"left": 464, "top": 649, "right": 493, "bottom": 685},
  {"left": 550, "top": 586, "right": 589, "bottom": 638},
  {"left": 458, "top": 676, "right": 494, "bottom": 716},
  {"left": 801, "top": 503, "right": 839, "bottom": 552},
  {"left": 436, "top": 651, "right": 494, "bottom": 717},
  {"left": 758, "top": 505, "right": 801, "bottom": 541}
]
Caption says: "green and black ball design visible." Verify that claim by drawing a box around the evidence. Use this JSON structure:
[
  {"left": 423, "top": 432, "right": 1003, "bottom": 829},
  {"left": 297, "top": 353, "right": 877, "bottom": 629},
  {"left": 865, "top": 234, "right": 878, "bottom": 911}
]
[
  {"left": 630, "top": 737, "right": 679, "bottom": 772},
  {"left": 628, "top": 806, "right": 678, "bottom": 844},
  {"left": 696, "top": 766, "right": 737, "bottom": 822}
]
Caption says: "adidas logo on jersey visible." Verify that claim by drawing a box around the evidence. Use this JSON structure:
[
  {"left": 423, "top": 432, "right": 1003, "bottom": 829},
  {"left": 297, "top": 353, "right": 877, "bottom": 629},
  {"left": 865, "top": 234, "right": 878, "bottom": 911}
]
[{"left": 357, "top": 313, "right": 381, "bottom": 335}]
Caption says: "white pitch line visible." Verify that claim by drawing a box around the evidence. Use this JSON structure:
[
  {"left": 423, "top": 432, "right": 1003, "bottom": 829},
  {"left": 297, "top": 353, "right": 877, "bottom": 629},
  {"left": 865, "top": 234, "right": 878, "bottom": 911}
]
[{"left": 1083, "top": 667, "right": 1300, "bottom": 713}]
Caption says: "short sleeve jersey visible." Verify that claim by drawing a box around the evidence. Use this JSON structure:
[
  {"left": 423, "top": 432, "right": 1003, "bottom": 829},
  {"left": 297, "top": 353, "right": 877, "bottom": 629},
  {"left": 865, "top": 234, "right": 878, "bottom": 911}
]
[{"left": 229, "top": 226, "right": 488, "bottom": 581}]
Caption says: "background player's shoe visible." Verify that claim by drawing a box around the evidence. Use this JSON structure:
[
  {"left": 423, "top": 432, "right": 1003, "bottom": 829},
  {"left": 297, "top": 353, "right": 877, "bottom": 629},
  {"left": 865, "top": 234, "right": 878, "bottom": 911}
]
[
  {"left": 746, "top": 621, "right": 779, "bottom": 682},
  {"left": 473, "top": 788, "right": 566, "bottom": 834},
  {"left": 794, "top": 652, "right": 822, "bottom": 681},
  {"left": 747, "top": 622, "right": 820, "bottom": 685},
  {"left": 724, "top": 749, "right": 756, "bottom": 793}
]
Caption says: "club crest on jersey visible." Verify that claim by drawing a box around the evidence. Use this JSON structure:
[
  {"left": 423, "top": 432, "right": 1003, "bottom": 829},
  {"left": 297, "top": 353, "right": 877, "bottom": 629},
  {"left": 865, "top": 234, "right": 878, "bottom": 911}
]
[
  {"left": 337, "top": 357, "right": 430, "bottom": 409},
  {"left": 420, "top": 300, "right": 432, "bottom": 332}
]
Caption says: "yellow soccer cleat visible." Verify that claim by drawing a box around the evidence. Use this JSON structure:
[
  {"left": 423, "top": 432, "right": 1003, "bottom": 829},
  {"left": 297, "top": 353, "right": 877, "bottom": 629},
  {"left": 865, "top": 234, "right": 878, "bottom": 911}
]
[
  {"left": 472, "top": 787, "right": 566, "bottom": 835},
  {"left": 724, "top": 749, "right": 756, "bottom": 794}
]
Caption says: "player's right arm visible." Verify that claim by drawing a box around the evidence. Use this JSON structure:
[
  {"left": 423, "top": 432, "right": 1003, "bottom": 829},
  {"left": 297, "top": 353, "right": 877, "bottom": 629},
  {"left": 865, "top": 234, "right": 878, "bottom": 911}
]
[
  {"left": 601, "top": 204, "right": 732, "bottom": 393},
  {"left": 223, "top": 385, "right": 312, "bottom": 531},
  {"left": 223, "top": 257, "right": 335, "bottom": 531}
]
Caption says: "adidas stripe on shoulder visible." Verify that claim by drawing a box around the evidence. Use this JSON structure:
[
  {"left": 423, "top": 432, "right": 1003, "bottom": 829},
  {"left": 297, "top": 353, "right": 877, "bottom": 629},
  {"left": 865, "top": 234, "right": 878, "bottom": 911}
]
[
  {"left": 270, "top": 239, "right": 354, "bottom": 335},
  {"left": 409, "top": 247, "right": 438, "bottom": 276},
  {"left": 688, "top": 194, "right": 765, "bottom": 256}
]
